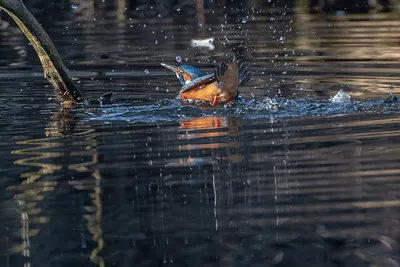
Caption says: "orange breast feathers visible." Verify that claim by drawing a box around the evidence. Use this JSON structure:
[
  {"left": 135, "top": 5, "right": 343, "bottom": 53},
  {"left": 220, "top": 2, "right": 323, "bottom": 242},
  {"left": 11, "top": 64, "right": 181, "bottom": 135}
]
[
  {"left": 180, "top": 82, "right": 220, "bottom": 102},
  {"left": 182, "top": 73, "right": 192, "bottom": 83}
]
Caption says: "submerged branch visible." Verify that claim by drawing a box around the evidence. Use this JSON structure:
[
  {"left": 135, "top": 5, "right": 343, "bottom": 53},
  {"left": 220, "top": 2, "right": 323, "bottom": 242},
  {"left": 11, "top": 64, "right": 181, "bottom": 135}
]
[{"left": 0, "top": 0, "right": 85, "bottom": 104}]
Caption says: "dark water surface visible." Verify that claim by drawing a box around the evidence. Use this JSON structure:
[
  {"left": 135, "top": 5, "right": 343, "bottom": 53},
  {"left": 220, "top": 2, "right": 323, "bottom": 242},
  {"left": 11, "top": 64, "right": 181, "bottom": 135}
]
[{"left": 1, "top": 1, "right": 400, "bottom": 266}]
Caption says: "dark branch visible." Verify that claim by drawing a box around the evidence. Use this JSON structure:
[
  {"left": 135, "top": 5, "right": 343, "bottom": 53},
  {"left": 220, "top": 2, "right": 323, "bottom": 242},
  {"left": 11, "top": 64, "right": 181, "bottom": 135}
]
[{"left": 0, "top": 0, "right": 85, "bottom": 105}]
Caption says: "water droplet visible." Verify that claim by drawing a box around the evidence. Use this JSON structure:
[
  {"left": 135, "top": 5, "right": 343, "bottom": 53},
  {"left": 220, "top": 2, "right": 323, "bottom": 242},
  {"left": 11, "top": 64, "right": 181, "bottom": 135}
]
[
  {"left": 242, "top": 16, "right": 248, "bottom": 23},
  {"left": 144, "top": 69, "right": 149, "bottom": 74},
  {"left": 71, "top": 4, "right": 78, "bottom": 9},
  {"left": 175, "top": 56, "right": 182, "bottom": 63}
]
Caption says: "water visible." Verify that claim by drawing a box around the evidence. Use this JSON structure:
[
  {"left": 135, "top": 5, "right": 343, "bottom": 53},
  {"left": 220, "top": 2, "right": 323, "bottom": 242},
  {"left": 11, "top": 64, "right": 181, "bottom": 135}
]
[{"left": 1, "top": 1, "right": 400, "bottom": 266}]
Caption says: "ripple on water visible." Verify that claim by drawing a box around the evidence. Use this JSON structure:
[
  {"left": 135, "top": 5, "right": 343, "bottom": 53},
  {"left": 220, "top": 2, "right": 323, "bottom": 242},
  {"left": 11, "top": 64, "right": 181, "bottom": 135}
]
[{"left": 85, "top": 96, "right": 399, "bottom": 123}]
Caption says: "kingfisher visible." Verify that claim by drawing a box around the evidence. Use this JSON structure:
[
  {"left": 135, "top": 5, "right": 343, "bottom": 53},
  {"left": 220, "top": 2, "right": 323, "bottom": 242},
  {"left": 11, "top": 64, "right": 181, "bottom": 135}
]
[{"left": 161, "top": 55, "right": 251, "bottom": 107}]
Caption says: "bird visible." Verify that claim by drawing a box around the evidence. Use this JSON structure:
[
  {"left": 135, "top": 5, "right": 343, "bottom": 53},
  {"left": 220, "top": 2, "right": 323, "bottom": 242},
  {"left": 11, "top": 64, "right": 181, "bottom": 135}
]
[{"left": 161, "top": 56, "right": 251, "bottom": 107}]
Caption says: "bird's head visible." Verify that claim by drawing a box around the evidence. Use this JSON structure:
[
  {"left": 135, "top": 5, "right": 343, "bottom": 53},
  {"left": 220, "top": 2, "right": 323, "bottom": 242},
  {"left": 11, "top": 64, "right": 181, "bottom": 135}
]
[{"left": 161, "top": 63, "right": 204, "bottom": 85}]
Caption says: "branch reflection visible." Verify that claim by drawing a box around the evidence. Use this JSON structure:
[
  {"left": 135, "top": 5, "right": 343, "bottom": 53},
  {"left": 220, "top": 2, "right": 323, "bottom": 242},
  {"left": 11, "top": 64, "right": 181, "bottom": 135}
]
[{"left": 8, "top": 108, "right": 105, "bottom": 267}]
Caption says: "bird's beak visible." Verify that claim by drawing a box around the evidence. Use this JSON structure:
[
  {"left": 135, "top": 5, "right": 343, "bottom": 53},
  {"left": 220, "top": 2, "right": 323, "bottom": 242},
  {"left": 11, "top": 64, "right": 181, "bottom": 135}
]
[{"left": 161, "top": 63, "right": 179, "bottom": 73}]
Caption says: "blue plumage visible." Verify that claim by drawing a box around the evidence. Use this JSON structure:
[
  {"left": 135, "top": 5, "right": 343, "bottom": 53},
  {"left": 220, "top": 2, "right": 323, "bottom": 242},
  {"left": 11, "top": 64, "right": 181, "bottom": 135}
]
[{"left": 177, "top": 65, "right": 204, "bottom": 85}]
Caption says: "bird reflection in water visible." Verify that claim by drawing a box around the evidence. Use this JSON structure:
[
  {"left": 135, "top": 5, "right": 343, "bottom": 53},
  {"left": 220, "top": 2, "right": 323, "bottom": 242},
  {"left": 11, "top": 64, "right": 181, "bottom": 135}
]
[{"left": 165, "top": 116, "right": 243, "bottom": 168}]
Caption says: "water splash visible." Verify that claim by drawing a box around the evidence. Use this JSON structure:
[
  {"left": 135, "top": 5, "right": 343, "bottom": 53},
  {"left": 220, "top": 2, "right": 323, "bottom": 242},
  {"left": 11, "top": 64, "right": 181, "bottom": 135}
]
[
  {"left": 85, "top": 96, "right": 399, "bottom": 123},
  {"left": 331, "top": 89, "right": 351, "bottom": 103},
  {"left": 175, "top": 56, "right": 182, "bottom": 63}
]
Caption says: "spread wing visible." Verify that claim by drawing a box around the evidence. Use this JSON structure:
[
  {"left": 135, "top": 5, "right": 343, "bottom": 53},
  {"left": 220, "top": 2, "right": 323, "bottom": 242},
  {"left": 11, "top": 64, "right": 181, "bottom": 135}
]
[
  {"left": 214, "top": 56, "right": 239, "bottom": 90},
  {"left": 179, "top": 73, "right": 216, "bottom": 93},
  {"left": 214, "top": 56, "right": 251, "bottom": 86},
  {"left": 238, "top": 58, "right": 251, "bottom": 85}
]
